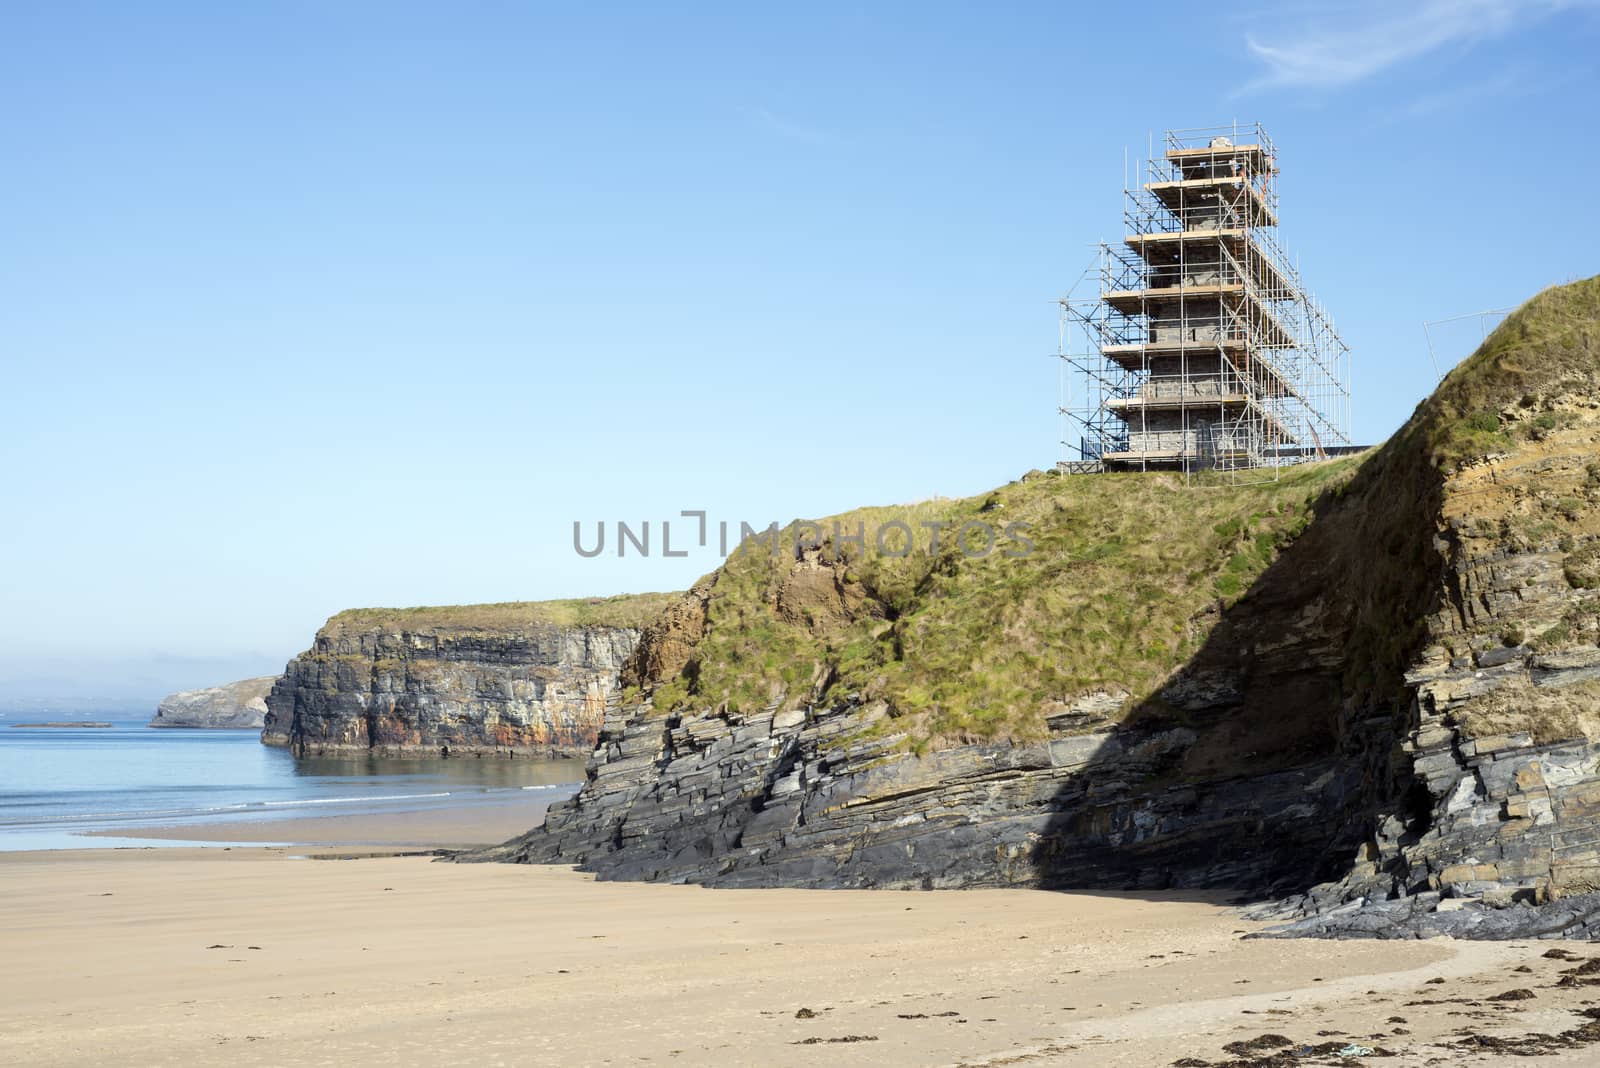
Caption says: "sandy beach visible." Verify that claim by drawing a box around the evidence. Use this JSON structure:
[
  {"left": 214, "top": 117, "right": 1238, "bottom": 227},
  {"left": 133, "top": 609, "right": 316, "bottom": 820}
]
[{"left": 7, "top": 827, "right": 1600, "bottom": 1067}]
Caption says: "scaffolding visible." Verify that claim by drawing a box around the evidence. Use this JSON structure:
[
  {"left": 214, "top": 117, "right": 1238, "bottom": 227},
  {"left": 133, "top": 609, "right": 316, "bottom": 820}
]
[{"left": 1058, "top": 123, "right": 1351, "bottom": 479}]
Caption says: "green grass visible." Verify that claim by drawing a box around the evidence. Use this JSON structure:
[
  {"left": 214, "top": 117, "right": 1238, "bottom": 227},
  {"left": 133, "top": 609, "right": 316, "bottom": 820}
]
[
  {"left": 642, "top": 458, "right": 1364, "bottom": 743},
  {"left": 1567, "top": 544, "right": 1600, "bottom": 590},
  {"left": 323, "top": 592, "right": 677, "bottom": 635},
  {"left": 1423, "top": 275, "right": 1600, "bottom": 468}
]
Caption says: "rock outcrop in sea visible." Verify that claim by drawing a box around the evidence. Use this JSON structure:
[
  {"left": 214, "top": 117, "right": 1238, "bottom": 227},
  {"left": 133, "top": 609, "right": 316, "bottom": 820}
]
[
  {"left": 150, "top": 676, "right": 276, "bottom": 729},
  {"left": 262, "top": 596, "right": 670, "bottom": 758},
  {"left": 467, "top": 277, "right": 1600, "bottom": 938}
]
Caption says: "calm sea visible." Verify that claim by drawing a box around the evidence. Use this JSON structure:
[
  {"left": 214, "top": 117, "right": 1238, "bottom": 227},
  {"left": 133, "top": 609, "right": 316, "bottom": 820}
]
[{"left": 0, "top": 720, "right": 583, "bottom": 851}]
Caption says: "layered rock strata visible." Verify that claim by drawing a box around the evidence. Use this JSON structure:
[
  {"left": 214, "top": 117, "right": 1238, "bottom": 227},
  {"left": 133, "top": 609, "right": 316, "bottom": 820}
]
[
  {"left": 263, "top": 613, "right": 643, "bottom": 758},
  {"left": 1259, "top": 406, "right": 1600, "bottom": 936},
  {"left": 488, "top": 689, "right": 1371, "bottom": 891}
]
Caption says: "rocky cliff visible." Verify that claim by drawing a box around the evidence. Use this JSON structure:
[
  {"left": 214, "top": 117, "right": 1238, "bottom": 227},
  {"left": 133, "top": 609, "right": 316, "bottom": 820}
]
[
  {"left": 1257, "top": 277, "right": 1600, "bottom": 936},
  {"left": 470, "top": 277, "right": 1600, "bottom": 935},
  {"left": 262, "top": 595, "right": 671, "bottom": 758},
  {"left": 150, "top": 676, "right": 276, "bottom": 728}
]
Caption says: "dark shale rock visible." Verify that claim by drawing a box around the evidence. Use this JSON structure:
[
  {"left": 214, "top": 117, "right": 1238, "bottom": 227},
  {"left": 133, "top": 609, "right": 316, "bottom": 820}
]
[
  {"left": 1251, "top": 890, "right": 1600, "bottom": 941},
  {"left": 463, "top": 679, "right": 1372, "bottom": 893}
]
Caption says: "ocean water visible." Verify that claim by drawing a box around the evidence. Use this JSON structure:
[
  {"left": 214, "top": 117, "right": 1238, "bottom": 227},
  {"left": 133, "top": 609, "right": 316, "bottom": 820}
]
[{"left": 0, "top": 721, "right": 584, "bottom": 851}]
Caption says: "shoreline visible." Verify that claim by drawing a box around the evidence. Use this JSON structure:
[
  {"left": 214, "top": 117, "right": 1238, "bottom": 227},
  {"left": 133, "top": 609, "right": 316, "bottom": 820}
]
[
  {"left": 259, "top": 738, "right": 596, "bottom": 760},
  {"left": 81, "top": 794, "right": 561, "bottom": 850},
  {"left": 7, "top": 846, "right": 1600, "bottom": 1066}
]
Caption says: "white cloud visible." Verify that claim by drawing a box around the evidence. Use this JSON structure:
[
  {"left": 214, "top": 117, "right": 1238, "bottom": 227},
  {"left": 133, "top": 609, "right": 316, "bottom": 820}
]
[{"left": 1241, "top": 0, "right": 1594, "bottom": 90}]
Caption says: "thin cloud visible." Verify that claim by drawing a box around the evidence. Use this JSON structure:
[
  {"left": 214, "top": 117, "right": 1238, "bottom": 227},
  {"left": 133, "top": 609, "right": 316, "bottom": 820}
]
[
  {"left": 1239, "top": 0, "right": 1593, "bottom": 91},
  {"left": 741, "top": 106, "right": 827, "bottom": 145}
]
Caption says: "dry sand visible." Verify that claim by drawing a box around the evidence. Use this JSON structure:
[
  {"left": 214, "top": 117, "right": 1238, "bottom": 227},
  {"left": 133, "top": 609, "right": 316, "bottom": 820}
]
[
  {"left": 8, "top": 835, "right": 1600, "bottom": 1068},
  {"left": 9, "top": 805, "right": 1600, "bottom": 1061}
]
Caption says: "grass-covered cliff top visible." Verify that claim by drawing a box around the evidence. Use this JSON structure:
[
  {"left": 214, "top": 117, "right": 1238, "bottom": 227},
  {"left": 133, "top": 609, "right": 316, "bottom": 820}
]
[
  {"left": 640, "top": 457, "right": 1365, "bottom": 744},
  {"left": 323, "top": 593, "right": 677, "bottom": 636},
  {"left": 1419, "top": 274, "right": 1600, "bottom": 469}
]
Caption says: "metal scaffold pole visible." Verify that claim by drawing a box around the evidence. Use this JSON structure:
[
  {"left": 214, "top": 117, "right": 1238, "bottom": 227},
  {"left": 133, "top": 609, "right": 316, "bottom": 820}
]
[{"left": 1056, "top": 123, "right": 1351, "bottom": 482}]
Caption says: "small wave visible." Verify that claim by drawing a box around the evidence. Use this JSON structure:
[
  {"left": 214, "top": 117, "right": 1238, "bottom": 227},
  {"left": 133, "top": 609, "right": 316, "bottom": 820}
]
[
  {"left": 0, "top": 803, "right": 256, "bottom": 827},
  {"left": 256, "top": 792, "right": 451, "bottom": 808},
  {"left": 0, "top": 791, "right": 460, "bottom": 828}
]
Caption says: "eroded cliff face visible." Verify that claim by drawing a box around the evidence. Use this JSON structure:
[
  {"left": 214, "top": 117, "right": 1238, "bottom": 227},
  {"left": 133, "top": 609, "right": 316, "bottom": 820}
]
[
  {"left": 150, "top": 676, "right": 276, "bottom": 729},
  {"left": 471, "top": 279, "right": 1600, "bottom": 932},
  {"left": 262, "top": 616, "right": 642, "bottom": 758},
  {"left": 1263, "top": 363, "right": 1600, "bottom": 935}
]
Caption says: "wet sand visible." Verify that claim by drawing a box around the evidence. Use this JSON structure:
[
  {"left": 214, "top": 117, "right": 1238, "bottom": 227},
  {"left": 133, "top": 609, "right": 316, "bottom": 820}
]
[
  {"left": 83, "top": 795, "right": 560, "bottom": 849},
  {"left": 6, "top": 844, "right": 1600, "bottom": 1067}
]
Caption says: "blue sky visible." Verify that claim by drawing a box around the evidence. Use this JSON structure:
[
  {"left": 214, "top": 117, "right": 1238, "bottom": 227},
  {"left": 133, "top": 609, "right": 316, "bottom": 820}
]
[{"left": 2, "top": 1, "right": 1597, "bottom": 699}]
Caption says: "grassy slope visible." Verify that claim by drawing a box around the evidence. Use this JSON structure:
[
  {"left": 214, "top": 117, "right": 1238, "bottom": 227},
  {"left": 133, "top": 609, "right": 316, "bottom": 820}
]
[
  {"left": 646, "top": 458, "right": 1364, "bottom": 745},
  {"left": 323, "top": 593, "right": 678, "bottom": 635},
  {"left": 1420, "top": 275, "right": 1600, "bottom": 469}
]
